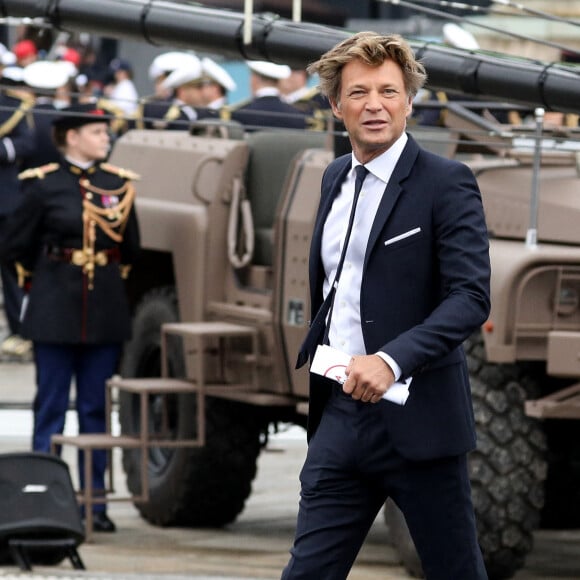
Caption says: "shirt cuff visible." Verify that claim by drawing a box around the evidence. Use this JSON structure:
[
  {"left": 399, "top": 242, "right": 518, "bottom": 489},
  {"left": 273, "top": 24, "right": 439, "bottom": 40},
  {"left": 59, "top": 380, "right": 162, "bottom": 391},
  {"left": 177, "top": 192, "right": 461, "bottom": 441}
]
[{"left": 375, "top": 351, "right": 402, "bottom": 381}]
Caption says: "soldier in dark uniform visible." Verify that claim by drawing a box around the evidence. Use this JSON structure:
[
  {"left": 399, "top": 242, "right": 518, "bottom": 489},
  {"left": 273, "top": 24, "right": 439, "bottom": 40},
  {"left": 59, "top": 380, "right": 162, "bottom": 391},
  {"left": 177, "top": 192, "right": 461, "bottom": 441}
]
[
  {"left": 131, "top": 51, "right": 196, "bottom": 130},
  {"left": 134, "top": 55, "right": 217, "bottom": 131},
  {"left": 201, "top": 56, "right": 236, "bottom": 110},
  {"left": 0, "top": 103, "right": 140, "bottom": 533},
  {"left": 132, "top": 97, "right": 173, "bottom": 130},
  {"left": 229, "top": 60, "right": 308, "bottom": 131},
  {"left": 161, "top": 58, "right": 218, "bottom": 129},
  {"left": 281, "top": 68, "right": 330, "bottom": 113},
  {"left": 0, "top": 67, "right": 36, "bottom": 357},
  {"left": 147, "top": 51, "right": 200, "bottom": 101}
]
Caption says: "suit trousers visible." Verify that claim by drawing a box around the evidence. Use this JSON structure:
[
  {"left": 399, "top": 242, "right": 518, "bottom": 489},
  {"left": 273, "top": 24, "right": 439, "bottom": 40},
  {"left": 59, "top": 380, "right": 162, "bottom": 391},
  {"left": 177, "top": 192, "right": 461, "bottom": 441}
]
[
  {"left": 282, "top": 387, "right": 487, "bottom": 580},
  {"left": 33, "top": 342, "right": 121, "bottom": 514}
]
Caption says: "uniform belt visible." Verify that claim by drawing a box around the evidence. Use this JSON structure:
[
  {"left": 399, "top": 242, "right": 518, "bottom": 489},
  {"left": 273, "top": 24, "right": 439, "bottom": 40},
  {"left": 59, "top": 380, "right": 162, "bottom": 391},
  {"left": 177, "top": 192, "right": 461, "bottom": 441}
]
[{"left": 46, "top": 246, "right": 121, "bottom": 266}]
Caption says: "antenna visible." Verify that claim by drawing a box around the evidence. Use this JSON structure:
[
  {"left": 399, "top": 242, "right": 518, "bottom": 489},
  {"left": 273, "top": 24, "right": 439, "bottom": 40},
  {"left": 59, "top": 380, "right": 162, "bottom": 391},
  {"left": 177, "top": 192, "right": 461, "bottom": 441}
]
[{"left": 243, "top": 0, "right": 253, "bottom": 45}]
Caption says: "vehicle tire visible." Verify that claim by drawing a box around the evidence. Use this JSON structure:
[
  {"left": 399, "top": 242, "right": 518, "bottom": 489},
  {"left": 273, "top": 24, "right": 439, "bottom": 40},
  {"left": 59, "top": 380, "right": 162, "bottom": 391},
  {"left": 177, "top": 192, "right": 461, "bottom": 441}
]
[
  {"left": 467, "top": 333, "right": 547, "bottom": 579},
  {"left": 385, "top": 333, "right": 547, "bottom": 580},
  {"left": 119, "top": 286, "right": 262, "bottom": 526}
]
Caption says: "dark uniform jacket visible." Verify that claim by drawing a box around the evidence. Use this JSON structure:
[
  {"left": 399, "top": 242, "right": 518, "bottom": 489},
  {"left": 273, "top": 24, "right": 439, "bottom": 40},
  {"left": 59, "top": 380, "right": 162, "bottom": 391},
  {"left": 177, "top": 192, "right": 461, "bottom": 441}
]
[
  {"left": 0, "top": 160, "right": 140, "bottom": 344},
  {"left": 0, "top": 91, "right": 36, "bottom": 216},
  {"left": 231, "top": 96, "right": 308, "bottom": 131},
  {"left": 164, "top": 102, "right": 218, "bottom": 130},
  {"left": 289, "top": 88, "right": 331, "bottom": 115},
  {"left": 133, "top": 98, "right": 217, "bottom": 130},
  {"left": 20, "top": 101, "right": 61, "bottom": 171}
]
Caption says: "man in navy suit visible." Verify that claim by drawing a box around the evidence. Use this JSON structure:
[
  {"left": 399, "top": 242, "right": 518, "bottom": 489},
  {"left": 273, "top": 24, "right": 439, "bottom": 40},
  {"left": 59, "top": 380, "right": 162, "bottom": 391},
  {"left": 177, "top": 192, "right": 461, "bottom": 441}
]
[{"left": 283, "top": 32, "right": 490, "bottom": 579}]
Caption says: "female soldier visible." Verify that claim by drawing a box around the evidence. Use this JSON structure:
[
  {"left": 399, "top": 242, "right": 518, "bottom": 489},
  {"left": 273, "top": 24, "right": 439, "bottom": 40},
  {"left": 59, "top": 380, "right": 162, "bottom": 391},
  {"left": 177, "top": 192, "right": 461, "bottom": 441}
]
[{"left": 0, "top": 103, "right": 140, "bottom": 532}]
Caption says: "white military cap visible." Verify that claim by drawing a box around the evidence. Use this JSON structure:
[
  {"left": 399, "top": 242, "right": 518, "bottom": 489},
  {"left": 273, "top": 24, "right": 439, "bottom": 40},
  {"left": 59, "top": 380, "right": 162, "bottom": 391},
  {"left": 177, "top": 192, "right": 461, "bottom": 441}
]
[
  {"left": 201, "top": 57, "right": 236, "bottom": 92},
  {"left": 443, "top": 23, "right": 479, "bottom": 50},
  {"left": 1, "top": 51, "right": 16, "bottom": 66},
  {"left": 58, "top": 60, "right": 78, "bottom": 79},
  {"left": 0, "top": 43, "right": 16, "bottom": 66},
  {"left": 160, "top": 56, "right": 205, "bottom": 91},
  {"left": 23, "top": 60, "right": 72, "bottom": 90},
  {"left": 2, "top": 66, "right": 24, "bottom": 84},
  {"left": 148, "top": 51, "right": 200, "bottom": 81},
  {"left": 247, "top": 60, "right": 291, "bottom": 80}
]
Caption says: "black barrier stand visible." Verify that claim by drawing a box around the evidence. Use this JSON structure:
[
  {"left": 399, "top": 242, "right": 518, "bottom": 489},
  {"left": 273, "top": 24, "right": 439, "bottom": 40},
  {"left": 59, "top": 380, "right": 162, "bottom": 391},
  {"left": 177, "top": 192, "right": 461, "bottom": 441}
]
[{"left": 8, "top": 538, "right": 85, "bottom": 571}]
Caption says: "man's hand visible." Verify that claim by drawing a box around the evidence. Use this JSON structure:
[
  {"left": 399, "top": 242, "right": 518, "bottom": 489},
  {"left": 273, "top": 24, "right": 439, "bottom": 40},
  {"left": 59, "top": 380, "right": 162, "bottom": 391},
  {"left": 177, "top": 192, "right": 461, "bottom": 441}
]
[{"left": 343, "top": 354, "right": 396, "bottom": 403}]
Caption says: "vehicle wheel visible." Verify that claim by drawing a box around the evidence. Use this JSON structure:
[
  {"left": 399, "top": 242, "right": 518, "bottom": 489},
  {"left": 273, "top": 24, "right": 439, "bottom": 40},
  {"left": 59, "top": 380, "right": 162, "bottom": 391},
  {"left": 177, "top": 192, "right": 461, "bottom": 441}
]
[
  {"left": 467, "top": 333, "right": 547, "bottom": 579},
  {"left": 119, "top": 286, "right": 262, "bottom": 526},
  {"left": 385, "top": 333, "right": 547, "bottom": 580}
]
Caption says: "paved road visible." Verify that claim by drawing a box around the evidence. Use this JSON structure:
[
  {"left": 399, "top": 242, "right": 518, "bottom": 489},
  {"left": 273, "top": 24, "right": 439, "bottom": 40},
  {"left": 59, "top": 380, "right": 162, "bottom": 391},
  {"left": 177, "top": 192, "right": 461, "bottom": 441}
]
[{"left": 0, "top": 361, "right": 579, "bottom": 579}]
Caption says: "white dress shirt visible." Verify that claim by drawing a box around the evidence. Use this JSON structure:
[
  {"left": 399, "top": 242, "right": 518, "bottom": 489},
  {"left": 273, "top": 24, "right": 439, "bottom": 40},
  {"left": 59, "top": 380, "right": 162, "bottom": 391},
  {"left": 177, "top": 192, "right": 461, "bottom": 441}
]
[
  {"left": 321, "top": 132, "right": 408, "bottom": 379},
  {"left": 282, "top": 85, "right": 311, "bottom": 104},
  {"left": 109, "top": 78, "right": 139, "bottom": 116},
  {"left": 174, "top": 98, "right": 198, "bottom": 122},
  {"left": 254, "top": 87, "right": 282, "bottom": 98},
  {"left": 208, "top": 96, "right": 227, "bottom": 109}
]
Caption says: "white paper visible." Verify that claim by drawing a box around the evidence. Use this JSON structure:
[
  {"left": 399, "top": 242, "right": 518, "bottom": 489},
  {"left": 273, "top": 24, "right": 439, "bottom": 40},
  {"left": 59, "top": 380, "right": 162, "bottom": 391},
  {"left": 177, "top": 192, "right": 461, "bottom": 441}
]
[{"left": 310, "top": 344, "right": 411, "bottom": 405}]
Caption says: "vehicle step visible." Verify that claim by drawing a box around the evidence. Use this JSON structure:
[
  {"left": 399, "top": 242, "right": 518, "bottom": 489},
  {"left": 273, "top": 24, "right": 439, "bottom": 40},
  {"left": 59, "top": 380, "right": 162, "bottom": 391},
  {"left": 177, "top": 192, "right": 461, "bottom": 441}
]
[
  {"left": 525, "top": 382, "right": 580, "bottom": 419},
  {"left": 107, "top": 377, "right": 198, "bottom": 393}
]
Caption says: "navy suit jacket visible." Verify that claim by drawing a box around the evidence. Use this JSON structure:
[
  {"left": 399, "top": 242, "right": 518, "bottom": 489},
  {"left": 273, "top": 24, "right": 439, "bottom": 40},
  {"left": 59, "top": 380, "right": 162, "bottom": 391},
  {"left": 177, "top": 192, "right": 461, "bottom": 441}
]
[{"left": 307, "top": 133, "right": 491, "bottom": 461}]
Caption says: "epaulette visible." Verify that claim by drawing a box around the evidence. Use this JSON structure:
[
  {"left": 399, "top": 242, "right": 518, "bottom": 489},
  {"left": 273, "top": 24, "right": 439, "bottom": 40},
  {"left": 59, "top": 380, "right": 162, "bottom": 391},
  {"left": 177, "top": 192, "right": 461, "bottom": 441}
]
[
  {"left": 296, "top": 87, "right": 322, "bottom": 103},
  {"left": 100, "top": 162, "right": 141, "bottom": 181},
  {"left": 225, "top": 97, "right": 252, "bottom": 112},
  {"left": 219, "top": 98, "right": 252, "bottom": 121},
  {"left": 0, "top": 91, "right": 36, "bottom": 138},
  {"left": 5, "top": 89, "right": 35, "bottom": 106},
  {"left": 18, "top": 163, "right": 60, "bottom": 181},
  {"left": 164, "top": 105, "right": 181, "bottom": 122},
  {"left": 96, "top": 97, "right": 124, "bottom": 117},
  {"left": 96, "top": 98, "right": 128, "bottom": 134}
]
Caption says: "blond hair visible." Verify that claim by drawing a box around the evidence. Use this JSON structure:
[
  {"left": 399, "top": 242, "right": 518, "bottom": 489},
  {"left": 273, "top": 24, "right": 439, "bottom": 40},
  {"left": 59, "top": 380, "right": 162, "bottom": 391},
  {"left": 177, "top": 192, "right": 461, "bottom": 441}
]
[{"left": 307, "top": 31, "right": 427, "bottom": 105}]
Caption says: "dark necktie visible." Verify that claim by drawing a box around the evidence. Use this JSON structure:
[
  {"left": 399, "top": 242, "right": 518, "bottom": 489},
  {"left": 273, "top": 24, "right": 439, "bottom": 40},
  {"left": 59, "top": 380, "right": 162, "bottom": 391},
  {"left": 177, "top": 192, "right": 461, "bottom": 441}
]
[{"left": 296, "top": 164, "right": 369, "bottom": 369}]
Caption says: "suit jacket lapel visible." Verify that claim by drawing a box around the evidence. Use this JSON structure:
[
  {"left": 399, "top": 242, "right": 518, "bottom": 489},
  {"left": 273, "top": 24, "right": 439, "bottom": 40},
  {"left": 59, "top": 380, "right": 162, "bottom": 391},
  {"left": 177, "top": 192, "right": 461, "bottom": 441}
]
[
  {"left": 364, "top": 134, "right": 421, "bottom": 267},
  {"left": 309, "top": 156, "right": 351, "bottom": 310}
]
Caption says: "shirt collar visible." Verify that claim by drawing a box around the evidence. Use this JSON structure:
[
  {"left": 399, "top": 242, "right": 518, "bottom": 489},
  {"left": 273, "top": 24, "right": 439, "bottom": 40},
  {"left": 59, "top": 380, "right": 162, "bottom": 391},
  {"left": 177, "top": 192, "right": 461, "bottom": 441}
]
[
  {"left": 351, "top": 132, "right": 408, "bottom": 184},
  {"left": 65, "top": 156, "right": 96, "bottom": 172},
  {"left": 255, "top": 87, "right": 280, "bottom": 98}
]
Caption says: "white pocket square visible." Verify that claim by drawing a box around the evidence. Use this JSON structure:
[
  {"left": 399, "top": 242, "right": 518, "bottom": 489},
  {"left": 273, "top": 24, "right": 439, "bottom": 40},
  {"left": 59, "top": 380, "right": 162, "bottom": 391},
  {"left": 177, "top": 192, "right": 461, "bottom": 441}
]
[{"left": 384, "top": 227, "right": 422, "bottom": 246}]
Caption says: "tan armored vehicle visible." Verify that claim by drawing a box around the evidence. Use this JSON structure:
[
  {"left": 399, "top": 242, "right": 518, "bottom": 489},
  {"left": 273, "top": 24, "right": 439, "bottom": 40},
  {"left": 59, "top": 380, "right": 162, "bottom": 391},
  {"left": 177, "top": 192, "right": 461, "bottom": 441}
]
[{"left": 7, "top": 1, "right": 580, "bottom": 578}]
